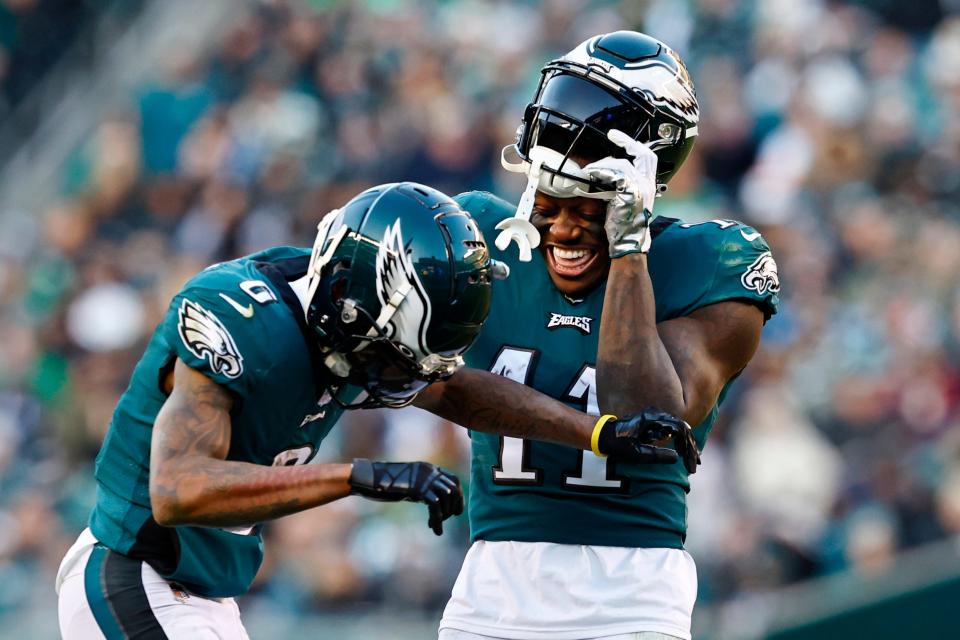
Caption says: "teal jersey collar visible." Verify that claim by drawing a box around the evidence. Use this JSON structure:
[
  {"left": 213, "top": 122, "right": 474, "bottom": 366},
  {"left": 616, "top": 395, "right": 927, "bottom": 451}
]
[{"left": 255, "top": 255, "right": 332, "bottom": 400}]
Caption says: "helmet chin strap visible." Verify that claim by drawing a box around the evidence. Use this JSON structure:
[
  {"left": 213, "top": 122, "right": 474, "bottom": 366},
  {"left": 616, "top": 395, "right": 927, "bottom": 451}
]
[
  {"left": 324, "top": 351, "right": 352, "bottom": 377},
  {"left": 495, "top": 146, "right": 543, "bottom": 262},
  {"left": 325, "top": 289, "right": 462, "bottom": 384},
  {"left": 497, "top": 144, "right": 618, "bottom": 262},
  {"left": 320, "top": 287, "right": 410, "bottom": 380},
  {"left": 347, "top": 279, "right": 412, "bottom": 358}
]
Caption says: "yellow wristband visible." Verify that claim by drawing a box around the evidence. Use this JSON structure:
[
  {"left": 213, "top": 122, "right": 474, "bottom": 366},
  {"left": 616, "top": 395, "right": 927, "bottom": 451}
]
[{"left": 591, "top": 414, "right": 618, "bottom": 458}]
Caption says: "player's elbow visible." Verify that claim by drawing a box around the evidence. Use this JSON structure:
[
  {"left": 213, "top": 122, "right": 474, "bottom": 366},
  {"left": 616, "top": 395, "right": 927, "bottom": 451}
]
[
  {"left": 412, "top": 373, "right": 460, "bottom": 416},
  {"left": 597, "top": 383, "right": 682, "bottom": 419},
  {"left": 149, "top": 468, "right": 194, "bottom": 527},
  {"left": 150, "top": 492, "right": 185, "bottom": 527},
  {"left": 596, "top": 356, "right": 686, "bottom": 415}
]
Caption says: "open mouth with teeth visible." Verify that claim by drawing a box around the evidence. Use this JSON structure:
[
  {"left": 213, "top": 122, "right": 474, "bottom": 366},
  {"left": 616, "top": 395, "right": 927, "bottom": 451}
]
[{"left": 546, "top": 245, "right": 600, "bottom": 278}]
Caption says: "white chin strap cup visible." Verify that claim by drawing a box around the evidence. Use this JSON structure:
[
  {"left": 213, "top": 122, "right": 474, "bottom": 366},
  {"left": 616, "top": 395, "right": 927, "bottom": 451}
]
[
  {"left": 497, "top": 145, "right": 616, "bottom": 262},
  {"left": 324, "top": 351, "right": 351, "bottom": 377}
]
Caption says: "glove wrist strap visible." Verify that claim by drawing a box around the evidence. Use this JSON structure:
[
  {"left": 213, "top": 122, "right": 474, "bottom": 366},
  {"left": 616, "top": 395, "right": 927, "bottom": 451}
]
[
  {"left": 591, "top": 415, "right": 618, "bottom": 457},
  {"left": 610, "top": 246, "right": 648, "bottom": 259},
  {"left": 348, "top": 458, "right": 374, "bottom": 494}
]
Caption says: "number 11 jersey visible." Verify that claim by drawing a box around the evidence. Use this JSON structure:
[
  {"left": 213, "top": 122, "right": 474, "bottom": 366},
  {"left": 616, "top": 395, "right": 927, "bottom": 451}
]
[{"left": 456, "top": 191, "right": 780, "bottom": 549}]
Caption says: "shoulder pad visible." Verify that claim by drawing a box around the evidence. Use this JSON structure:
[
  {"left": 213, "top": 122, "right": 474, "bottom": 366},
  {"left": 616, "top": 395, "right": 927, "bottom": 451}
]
[
  {"left": 674, "top": 217, "right": 765, "bottom": 243},
  {"left": 183, "top": 259, "right": 248, "bottom": 292},
  {"left": 455, "top": 191, "right": 517, "bottom": 246},
  {"left": 653, "top": 217, "right": 780, "bottom": 319},
  {"left": 162, "top": 261, "right": 283, "bottom": 391},
  {"left": 455, "top": 191, "right": 515, "bottom": 220},
  {"left": 174, "top": 295, "right": 246, "bottom": 380}
]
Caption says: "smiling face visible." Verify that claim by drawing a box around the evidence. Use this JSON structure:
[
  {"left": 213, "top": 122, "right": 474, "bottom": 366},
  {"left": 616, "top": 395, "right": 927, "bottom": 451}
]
[{"left": 531, "top": 191, "right": 611, "bottom": 298}]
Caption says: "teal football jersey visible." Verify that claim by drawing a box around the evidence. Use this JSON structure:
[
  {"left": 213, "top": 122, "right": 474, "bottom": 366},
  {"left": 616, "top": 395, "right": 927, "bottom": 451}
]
[
  {"left": 88, "top": 246, "right": 360, "bottom": 597},
  {"left": 456, "top": 191, "right": 780, "bottom": 549}
]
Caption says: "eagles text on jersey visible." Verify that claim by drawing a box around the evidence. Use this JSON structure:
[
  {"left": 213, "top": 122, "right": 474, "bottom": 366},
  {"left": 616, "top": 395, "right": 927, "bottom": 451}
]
[{"left": 456, "top": 192, "right": 779, "bottom": 549}]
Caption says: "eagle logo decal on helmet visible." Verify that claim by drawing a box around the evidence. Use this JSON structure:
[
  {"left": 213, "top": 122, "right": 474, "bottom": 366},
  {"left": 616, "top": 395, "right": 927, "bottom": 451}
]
[
  {"left": 741, "top": 252, "right": 781, "bottom": 295},
  {"left": 580, "top": 36, "right": 699, "bottom": 126},
  {"left": 374, "top": 218, "right": 433, "bottom": 360},
  {"left": 629, "top": 56, "right": 699, "bottom": 126},
  {"left": 177, "top": 299, "right": 244, "bottom": 378}
]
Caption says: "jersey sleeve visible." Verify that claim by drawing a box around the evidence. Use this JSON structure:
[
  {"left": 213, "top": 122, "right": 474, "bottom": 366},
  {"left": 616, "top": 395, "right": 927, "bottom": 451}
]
[
  {"left": 157, "top": 267, "right": 262, "bottom": 396},
  {"left": 693, "top": 221, "right": 780, "bottom": 320}
]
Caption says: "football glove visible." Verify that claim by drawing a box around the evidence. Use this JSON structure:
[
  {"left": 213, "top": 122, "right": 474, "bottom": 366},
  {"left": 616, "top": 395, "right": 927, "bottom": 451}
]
[
  {"left": 593, "top": 408, "right": 701, "bottom": 474},
  {"left": 582, "top": 129, "right": 658, "bottom": 258},
  {"left": 348, "top": 459, "right": 464, "bottom": 535}
]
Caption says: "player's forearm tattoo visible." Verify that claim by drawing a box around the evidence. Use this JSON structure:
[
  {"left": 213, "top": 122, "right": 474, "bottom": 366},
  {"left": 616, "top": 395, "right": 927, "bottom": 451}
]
[{"left": 150, "top": 360, "right": 351, "bottom": 528}]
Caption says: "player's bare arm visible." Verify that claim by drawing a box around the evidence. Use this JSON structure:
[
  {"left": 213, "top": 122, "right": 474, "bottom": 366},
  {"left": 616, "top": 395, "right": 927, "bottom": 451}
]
[
  {"left": 597, "top": 254, "right": 765, "bottom": 426},
  {"left": 414, "top": 199, "right": 690, "bottom": 466},
  {"left": 414, "top": 367, "right": 595, "bottom": 450},
  {"left": 150, "top": 358, "right": 353, "bottom": 528},
  {"left": 61, "top": 184, "right": 481, "bottom": 638},
  {"left": 152, "top": 353, "right": 463, "bottom": 534}
]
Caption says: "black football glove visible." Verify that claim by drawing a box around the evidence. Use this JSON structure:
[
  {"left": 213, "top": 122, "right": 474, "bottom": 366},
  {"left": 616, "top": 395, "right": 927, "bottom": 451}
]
[
  {"left": 596, "top": 408, "right": 701, "bottom": 474},
  {"left": 348, "top": 459, "right": 464, "bottom": 535}
]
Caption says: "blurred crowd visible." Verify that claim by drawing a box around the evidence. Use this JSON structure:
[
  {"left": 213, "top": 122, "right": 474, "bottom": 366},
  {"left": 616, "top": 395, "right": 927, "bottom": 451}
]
[
  {"left": 2, "top": 0, "right": 960, "bottom": 632},
  {"left": 0, "top": 0, "right": 143, "bottom": 146},
  {"left": 1, "top": 0, "right": 100, "bottom": 111}
]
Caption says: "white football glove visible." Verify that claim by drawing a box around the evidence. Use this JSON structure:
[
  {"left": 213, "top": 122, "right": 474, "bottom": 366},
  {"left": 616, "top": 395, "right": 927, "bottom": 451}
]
[{"left": 582, "top": 129, "right": 659, "bottom": 258}]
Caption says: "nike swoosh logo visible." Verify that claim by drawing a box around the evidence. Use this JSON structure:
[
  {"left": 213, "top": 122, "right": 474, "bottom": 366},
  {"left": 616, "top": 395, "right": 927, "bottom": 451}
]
[
  {"left": 740, "top": 229, "right": 761, "bottom": 242},
  {"left": 219, "top": 293, "right": 254, "bottom": 318}
]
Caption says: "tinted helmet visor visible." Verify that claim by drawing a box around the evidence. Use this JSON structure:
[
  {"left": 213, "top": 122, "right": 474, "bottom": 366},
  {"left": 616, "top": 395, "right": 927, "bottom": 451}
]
[
  {"left": 538, "top": 72, "right": 656, "bottom": 139},
  {"left": 526, "top": 73, "right": 661, "bottom": 158},
  {"left": 520, "top": 71, "right": 691, "bottom": 184}
]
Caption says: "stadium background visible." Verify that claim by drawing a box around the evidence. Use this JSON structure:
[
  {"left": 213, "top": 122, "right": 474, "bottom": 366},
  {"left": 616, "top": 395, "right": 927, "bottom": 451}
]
[{"left": 1, "top": 0, "right": 959, "bottom": 637}]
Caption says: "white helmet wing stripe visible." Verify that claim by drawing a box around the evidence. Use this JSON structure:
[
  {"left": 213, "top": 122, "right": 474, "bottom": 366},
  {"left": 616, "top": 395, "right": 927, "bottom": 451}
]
[{"left": 373, "top": 218, "right": 432, "bottom": 358}]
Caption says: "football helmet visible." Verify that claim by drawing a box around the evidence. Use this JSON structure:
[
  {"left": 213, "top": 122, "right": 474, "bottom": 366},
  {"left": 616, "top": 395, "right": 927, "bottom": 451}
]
[
  {"left": 496, "top": 31, "right": 700, "bottom": 260},
  {"left": 305, "top": 182, "right": 494, "bottom": 407}
]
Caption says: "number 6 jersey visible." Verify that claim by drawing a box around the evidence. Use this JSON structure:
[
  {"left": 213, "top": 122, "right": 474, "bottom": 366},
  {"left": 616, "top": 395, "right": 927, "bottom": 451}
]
[
  {"left": 456, "top": 191, "right": 780, "bottom": 549},
  {"left": 88, "top": 247, "right": 360, "bottom": 598}
]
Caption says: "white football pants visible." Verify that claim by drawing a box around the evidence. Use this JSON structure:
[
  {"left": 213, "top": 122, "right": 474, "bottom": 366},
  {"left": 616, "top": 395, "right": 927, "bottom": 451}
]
[{"left": 57, "top": 528, "right": 249, "bottom": 639}]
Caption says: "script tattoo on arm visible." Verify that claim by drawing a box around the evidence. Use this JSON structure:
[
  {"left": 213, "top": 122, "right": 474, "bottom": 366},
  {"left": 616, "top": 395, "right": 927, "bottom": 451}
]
[
  {"left": 149, "top": 359, "right": 352, "bottom": 528},
  {"left": 415, "top": 368, "right": 595, "bottom": 450}
]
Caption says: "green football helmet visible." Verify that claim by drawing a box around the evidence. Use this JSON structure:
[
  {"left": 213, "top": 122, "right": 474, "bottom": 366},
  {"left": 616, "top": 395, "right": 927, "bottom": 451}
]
[
  {"left": 507, "top": 30, "right": 699, "bottom": 193},
  {"left": 304, "top": 182, "right": 495, "bottom": 407}
]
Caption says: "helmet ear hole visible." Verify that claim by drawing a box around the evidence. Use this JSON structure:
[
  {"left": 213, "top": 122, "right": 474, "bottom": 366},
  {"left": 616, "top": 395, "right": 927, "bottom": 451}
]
[{"left": 330, "top": 273, "right": 349, "bottom": 302}]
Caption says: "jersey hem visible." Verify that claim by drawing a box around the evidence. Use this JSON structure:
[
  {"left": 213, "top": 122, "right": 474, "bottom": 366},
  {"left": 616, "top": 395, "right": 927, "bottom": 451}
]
[
  {"left": 471, "top": 530, "right": 685, "bottom": 549},
  {"left": 438, "top": 618, "right": 692, "bottom": 640}
]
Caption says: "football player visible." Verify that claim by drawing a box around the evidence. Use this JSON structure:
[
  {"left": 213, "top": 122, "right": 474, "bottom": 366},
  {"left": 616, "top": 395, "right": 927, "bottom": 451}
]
[
  {"left": 55, "top": 183, "right": 495, "bottom": 638},
  {"left": 420, "top": 32, "right": 782, "bottom": 640}
]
